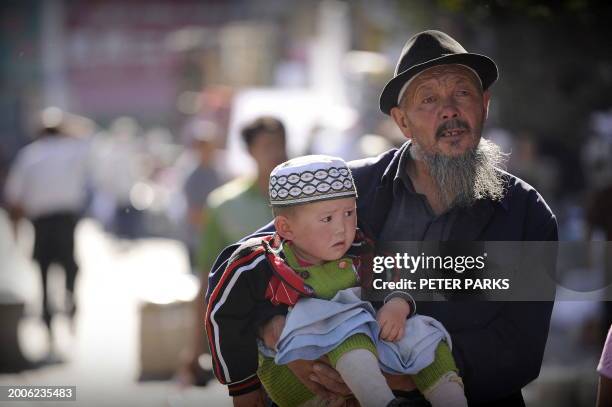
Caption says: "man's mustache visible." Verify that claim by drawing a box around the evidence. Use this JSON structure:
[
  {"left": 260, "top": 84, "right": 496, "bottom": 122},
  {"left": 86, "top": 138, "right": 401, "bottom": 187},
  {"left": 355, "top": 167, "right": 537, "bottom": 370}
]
[{"left": 436, "top": 119, "right": 471, "bottom": 139}]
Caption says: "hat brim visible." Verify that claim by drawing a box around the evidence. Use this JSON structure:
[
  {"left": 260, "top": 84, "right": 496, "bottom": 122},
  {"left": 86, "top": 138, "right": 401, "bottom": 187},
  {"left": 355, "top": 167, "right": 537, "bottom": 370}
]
[
  {"left": 379, "top": 53, "right": 498, "bottom": 115},
  {"left": 270, "top": 191, "right": 357, "bottom": 207}
]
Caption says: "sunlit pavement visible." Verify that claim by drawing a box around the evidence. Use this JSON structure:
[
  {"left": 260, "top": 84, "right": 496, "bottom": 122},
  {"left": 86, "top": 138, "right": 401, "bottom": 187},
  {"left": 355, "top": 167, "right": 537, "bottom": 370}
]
[{"left": 0, "top": 219, "right": 232, "bottom": 407}]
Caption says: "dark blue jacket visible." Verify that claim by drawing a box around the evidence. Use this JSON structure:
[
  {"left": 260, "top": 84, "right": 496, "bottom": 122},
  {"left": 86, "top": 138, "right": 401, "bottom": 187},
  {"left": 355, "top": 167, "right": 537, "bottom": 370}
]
[
  {"left": 207, "top": 141, "right": 557, "bottom": 406},
  {"left": 350, "top": 142, "right": 557, "bottom": 405}
]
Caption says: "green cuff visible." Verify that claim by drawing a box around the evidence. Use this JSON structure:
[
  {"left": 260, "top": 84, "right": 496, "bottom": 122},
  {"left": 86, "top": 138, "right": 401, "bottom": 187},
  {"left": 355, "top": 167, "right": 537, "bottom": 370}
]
[
  {"left": 412, "top": 341, "right": 458, "bottom": 393},
  {"left": 258, "top": 355, "right": 314, "bottom": 406},
  {"left": 327, "top": 333, "right": 377, "bottom": 367}
]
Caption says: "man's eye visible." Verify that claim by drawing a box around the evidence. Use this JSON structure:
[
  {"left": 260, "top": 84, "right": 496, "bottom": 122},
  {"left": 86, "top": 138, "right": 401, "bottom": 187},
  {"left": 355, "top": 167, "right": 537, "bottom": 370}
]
[
  {"left": 345, "top": 210, "right": 354, "bottom": 217},
  {"left": 456, "top": 90, "right": 470, "bottom": 96},
  {"left": 321, "top": 216, "right": 332, "bottom": 223},
  {"left": 422, "top": 96, "right": 435, "bottom": 104}
]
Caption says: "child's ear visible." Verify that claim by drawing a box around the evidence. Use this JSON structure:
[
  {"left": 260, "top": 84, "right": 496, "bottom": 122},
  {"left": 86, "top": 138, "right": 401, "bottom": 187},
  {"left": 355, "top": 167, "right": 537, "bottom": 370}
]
[{"left": 274, "top": 216, "right": 295, "bottom": 240}]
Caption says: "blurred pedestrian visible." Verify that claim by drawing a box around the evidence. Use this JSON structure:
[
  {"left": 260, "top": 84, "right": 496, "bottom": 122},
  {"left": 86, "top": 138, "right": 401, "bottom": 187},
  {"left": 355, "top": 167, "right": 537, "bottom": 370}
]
[
  {"left": 198, "top": 117, "right": 288, "bottom": 268},
  {"left": 3, "top": 107, "right": 91, "bottom": 349},
  {"left": 177, "top": 116, "right": 288, "bottom": 386},
  {"left": 182, "top": 120, "right": 222, "bottom": 269},
  {"left": 89, "top": 116, "right": 145, "bottom": 240}
]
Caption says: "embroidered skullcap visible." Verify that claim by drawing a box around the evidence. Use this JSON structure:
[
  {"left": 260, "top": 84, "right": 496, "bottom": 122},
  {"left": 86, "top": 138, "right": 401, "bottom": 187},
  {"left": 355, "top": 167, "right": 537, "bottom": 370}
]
[{"left": 269, "top": 155, "right": 357, "bottom": 207}]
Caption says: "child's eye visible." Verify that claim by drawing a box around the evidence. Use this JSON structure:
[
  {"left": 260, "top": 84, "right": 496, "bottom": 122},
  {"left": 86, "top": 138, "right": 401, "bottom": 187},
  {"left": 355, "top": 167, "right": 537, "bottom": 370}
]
[
  {"left": 344, "top": 210, "right": 354, "bottom": 217},
  {"left": 321, "top": 216, "right": 332, "bottom": 223}
]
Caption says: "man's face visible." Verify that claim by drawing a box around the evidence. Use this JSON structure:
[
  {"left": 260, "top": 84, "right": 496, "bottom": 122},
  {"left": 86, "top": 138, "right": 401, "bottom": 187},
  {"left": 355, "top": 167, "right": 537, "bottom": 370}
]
[
  {"left": 249, "top": 132, "right": 288, "bottom": 177},
  {"left": 195, "top": 140, "right": 216, "bottom": 163},
  {"left": 390, "top": 64, "right": 490, "bottom": 157}
]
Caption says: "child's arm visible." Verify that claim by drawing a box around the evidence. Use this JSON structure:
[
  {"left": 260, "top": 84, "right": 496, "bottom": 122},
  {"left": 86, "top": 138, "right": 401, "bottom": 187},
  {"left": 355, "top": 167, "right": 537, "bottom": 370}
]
[
  {"left": 205, "top": 247, "right": 274, "bottom": 397},
  {"left": 376, "top": 292, "right": 416, "bottom": 342}
]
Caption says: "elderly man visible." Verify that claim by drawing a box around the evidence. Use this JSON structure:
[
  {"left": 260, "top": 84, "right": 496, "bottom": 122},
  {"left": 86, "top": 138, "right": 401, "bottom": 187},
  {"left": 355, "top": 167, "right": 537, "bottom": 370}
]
[{"left": 207, "top": 30, "right": 557, "bottom": 406}]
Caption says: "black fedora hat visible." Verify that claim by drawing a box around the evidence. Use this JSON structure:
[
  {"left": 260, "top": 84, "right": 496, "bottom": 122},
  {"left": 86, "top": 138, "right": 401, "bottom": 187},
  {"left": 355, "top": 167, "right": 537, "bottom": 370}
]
[{"left": 379, "top": 30, "right": 498, "bottom": 115}]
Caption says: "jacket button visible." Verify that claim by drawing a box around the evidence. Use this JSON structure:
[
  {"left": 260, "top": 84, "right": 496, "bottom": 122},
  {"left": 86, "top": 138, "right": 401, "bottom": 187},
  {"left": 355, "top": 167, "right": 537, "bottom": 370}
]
[{"left": 300, "top": 271, "right": 310, "bottom": 279}]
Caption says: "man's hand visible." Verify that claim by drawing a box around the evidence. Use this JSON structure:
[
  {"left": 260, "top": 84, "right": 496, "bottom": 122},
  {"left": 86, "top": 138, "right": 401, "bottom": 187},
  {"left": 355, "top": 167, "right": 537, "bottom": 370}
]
[
  {"left": 383, "top": 372, "right": 417, "bottom": 392},
  {"left": 258, "top": 315, "right": 286, "bottom": 350},
  {"left": 287, "top": 358, "right": 352, "bottom": 401},
  {"left": 377, "top": 297, "right": 411, "bottom": 342},
  {"left": 232, "top": 388, "right": 266, "bottom": 407}
]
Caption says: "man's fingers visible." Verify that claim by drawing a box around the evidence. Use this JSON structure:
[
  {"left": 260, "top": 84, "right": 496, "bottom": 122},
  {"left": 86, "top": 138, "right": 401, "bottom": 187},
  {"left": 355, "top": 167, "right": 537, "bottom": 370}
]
[
  {"left": 263, "top": 334, "right": 275, "bottom": 350},
  {"left": 287, "top": 359, "right": 336, "bottom": 399},
  {"left": 313, "top": 363, "right": 342, "bottom": 382},
  {"left": 305, "top": 375, "right": 332, "bottom": 399},
  {"left": 312, "top": 363, "right": 352, "bottom": 396},
  {"left": 327, "top": 396, "right": 348, "bottom": 407}
]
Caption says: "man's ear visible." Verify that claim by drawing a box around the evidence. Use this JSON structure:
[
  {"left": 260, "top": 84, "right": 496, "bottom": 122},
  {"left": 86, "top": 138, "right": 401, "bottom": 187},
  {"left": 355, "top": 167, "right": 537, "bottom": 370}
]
[
  {"left": 274, "top": 216, "right": 295, "bottom": 241},
  {"left": 482, "top": 90, "right": 491, "bottom": 121},
  {"left": 390, "top": 106, "right": 412, "bottom": 139}
]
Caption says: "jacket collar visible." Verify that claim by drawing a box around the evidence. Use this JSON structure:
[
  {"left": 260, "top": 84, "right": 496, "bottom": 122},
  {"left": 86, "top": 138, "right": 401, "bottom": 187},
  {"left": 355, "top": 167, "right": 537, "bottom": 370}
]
[{"left": 380, "top": 140, "right": 411, "bottom": 184}]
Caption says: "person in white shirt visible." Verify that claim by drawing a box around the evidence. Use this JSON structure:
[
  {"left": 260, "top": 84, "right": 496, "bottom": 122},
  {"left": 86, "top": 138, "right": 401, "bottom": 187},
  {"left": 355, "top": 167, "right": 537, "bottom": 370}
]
[{"left": 4, "top": 110, "right": 90, "bottom": 344}]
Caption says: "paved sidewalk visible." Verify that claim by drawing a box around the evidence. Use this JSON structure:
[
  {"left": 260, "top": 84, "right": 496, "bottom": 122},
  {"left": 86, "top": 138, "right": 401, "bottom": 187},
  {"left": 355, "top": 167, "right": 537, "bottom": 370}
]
[{"left": 0, "top": 219, "right": 231, "bottom": 407}]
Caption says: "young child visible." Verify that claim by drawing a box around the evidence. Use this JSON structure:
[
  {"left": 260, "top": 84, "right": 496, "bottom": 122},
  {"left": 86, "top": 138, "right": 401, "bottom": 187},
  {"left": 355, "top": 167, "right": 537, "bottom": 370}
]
[{"left": 206, "top": 155, "right": 466, "bottom": 407}]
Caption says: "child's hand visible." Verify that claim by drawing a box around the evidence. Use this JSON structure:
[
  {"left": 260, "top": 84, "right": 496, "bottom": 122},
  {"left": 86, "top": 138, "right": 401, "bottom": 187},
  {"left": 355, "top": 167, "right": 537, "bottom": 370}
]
[
  {"left": 258, "top": 314, "right": 286, "bottom": 350},
  {"left": 376, "top": 298, "right": 411, "bottom": 342}
]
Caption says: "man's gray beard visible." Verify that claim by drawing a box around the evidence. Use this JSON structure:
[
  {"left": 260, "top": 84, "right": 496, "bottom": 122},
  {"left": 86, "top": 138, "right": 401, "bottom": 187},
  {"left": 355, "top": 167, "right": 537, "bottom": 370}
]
[{"left": 410, "top": 138, "right": 507, "bottom": 209}]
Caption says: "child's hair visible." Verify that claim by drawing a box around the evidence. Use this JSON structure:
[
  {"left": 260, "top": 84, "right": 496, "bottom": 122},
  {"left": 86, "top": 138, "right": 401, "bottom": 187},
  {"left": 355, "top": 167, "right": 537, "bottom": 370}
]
[{"left": 271, "top": 205, "right": 295, "bottom": 218}]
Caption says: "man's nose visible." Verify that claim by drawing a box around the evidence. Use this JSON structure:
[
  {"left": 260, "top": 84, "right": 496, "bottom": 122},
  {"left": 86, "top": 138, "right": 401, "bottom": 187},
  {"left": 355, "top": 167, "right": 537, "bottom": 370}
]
[{"left": 440, "top": 98, "right": 460, "bottom": 120}]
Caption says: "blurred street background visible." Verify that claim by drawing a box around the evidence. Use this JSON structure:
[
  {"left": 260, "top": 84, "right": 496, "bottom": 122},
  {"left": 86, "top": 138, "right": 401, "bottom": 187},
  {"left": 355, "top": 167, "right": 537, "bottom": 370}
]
[{"left": 1, "top": 1, "right": 612, "bottom": 406}]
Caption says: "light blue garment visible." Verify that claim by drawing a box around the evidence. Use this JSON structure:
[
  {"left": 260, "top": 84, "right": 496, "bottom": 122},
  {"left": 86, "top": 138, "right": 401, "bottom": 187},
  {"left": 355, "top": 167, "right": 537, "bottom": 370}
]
[{"left": 259, "top": 287, "right": 451, "bottom": 375}]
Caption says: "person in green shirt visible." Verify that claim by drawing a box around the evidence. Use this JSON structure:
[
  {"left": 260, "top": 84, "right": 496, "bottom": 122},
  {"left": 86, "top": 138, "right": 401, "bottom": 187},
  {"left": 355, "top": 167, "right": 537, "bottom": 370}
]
[{"left": 178, "top": 116, "right": 288, "bottom": 386}]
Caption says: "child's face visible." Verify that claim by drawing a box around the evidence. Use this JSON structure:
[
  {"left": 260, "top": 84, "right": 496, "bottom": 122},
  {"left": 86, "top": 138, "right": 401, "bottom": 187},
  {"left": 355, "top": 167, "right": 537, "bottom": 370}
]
[{"left": 281, "top": 197, "right": 357, "bottom": 265}]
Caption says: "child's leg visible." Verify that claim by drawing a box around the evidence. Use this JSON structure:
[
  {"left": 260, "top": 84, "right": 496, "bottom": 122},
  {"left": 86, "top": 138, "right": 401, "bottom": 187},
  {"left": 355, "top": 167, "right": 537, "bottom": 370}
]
[
  {"left": 258, "top": 355, "right": 315, "bottom": 407},
  {"left": 327, "top": 334, "right": 395, "bottom": 407},
  {"left": 412, "top": 342, "right": 467, "bottom": 407}
]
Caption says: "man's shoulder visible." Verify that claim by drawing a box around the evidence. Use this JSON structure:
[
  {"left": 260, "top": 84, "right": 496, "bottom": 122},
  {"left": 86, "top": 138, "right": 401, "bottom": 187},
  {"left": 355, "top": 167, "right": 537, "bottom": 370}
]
[
  {"left": 495, "top": 169, "right": 557, "bottom": 240},
  {"left": 498, "top": 169, "right": 553, "bottom": 213},
  {"left": 348, "top": 147, "right": 400, "bottom": 192},
  {"left": 349, "top": 148, "right": 397, "bottom": 175},
  {"left": 11, "top": 141, "right": 42, "bottom": 164},
  {"left": 207, "top": 177, "right": 254, "bottom": 209}
]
